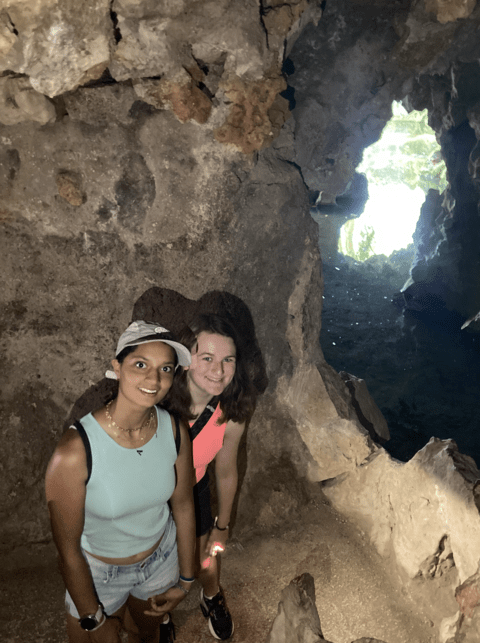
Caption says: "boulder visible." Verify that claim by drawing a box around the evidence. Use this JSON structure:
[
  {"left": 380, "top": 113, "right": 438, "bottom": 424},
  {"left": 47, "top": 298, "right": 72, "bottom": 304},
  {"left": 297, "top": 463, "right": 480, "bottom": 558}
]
[
  {"left": 323, "top": 438, "right": 480, "bottom": 584},
  {"left": 0, "top": 0, "right": 112, "bottom": 97},
  {"left": 339, "top": 372, "right": 390, "bottom": 443},
  {"left": 277, "top": 363, "right": 377, "bottom": 482},
  {"left": 265, "top": 573, "right": 330, "bottom": 643},
  {"left": 0, "top": 76, "right": 56, "bottom": 125}
]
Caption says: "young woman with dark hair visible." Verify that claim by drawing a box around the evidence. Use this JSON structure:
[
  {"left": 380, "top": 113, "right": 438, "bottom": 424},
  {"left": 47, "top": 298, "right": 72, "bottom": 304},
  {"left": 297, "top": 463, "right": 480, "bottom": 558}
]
[
  {"left": 168, "top": 313, "right": 257, "bottom": 640},
  {"left": 45, "top": 321, "right": 196, "bottom": 643}
]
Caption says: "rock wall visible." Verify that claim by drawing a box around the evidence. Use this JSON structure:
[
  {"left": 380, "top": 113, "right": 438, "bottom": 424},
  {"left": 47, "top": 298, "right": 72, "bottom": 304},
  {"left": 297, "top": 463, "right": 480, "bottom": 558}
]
[{"left": 0, "top": 0, "right": 345, "bottom": 566}]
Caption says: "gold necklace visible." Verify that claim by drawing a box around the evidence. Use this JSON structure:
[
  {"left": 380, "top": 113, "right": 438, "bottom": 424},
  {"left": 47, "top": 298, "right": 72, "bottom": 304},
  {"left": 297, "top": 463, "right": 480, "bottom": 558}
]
[{"left": 105, "top": 401, "right": 155, "bottom": 441}]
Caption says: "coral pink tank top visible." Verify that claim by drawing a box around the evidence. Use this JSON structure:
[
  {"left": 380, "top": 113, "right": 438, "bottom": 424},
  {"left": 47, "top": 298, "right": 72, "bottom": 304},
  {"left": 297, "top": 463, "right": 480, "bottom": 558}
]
[{"left": 190, "top": 403, "right": 227, "bottom": 482}]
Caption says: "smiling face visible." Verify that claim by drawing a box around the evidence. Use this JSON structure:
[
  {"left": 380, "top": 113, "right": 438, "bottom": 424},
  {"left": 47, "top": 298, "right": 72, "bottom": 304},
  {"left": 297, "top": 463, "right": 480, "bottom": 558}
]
[
  {"left": 187, "top": 331, "right": 237, "bottom": 400},
  {"left": 112, "top": 341, "right": 176, "bottom": 409}
]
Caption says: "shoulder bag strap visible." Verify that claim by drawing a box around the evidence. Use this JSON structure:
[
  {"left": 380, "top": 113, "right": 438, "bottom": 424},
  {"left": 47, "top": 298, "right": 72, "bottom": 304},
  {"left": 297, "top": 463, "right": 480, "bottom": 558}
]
[
  {"left": 72, "top": 420, "right": 92, "bottom": 484},
  {"left": 188, "top": 396, "right": 220, "bottom": 442}
]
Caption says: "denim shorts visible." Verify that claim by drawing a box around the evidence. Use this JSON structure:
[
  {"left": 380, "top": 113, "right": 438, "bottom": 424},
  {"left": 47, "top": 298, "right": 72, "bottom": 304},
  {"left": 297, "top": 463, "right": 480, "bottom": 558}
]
[{"left": 65, "top": 513, "right": 179, "bottom": 617}]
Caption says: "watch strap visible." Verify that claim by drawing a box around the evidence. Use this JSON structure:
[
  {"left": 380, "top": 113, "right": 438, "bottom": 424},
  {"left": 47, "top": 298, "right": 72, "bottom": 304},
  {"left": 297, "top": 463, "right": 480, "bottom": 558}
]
[{"left": 79, "top": 604, "right": 105, "bottom": 631}]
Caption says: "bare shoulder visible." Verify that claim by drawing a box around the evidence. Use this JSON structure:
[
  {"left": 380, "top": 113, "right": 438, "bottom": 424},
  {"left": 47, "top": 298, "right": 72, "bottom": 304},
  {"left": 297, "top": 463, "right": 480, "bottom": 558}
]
[
  {"left": 45, "top": 428, "right": 88, "bottom": 484},
  {"left": 224, "top": 419, "right": 246, "bottom": 438}
]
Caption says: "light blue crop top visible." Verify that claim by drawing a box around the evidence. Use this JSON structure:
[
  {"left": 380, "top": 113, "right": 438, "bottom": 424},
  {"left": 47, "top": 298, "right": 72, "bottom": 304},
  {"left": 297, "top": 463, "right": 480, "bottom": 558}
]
[{"left": 77, "top": 407, "right": 177, "bottom": 557}]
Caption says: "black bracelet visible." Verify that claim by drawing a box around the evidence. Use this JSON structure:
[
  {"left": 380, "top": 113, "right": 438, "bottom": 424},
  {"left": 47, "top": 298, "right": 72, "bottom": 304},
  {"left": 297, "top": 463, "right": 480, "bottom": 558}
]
[
  {"left": 214, "top": 516, "right": 229, "bottom": 531},
  {"left": 179, "top": 574, "right": 195, "bottom": 583}
]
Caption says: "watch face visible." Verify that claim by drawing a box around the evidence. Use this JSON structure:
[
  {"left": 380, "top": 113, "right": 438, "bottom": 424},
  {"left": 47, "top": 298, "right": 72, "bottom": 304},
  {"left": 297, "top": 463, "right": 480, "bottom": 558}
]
[{"left": 80, "top": 616, "right": 97, "bottom": 631}]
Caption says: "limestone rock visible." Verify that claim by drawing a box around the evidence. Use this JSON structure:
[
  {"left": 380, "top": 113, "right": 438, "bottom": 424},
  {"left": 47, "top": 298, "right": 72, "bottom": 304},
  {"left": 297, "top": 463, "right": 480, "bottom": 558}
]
[
  {"left": 110, "top": 0, "right": 269, "bottom": 82},
  {"left": 424, "top": 0, "right": 477, "bottom": 24},
  {"left": 56, "top": 171, "right": 84, "bottom": 206},
  {"left": 265, "top": 573, "right": 329, "bottom": 643},
  {"left": 262, "top": 0, "right": 323, "bottom": 64},
  {"left": 0, "top": 0, "right": 113, "bottom": 97},
  {"left": 133, "top": 69, "right": 212, "bottom": 124},
  {"left": 290, "top": 0, "right": 402, "bottom": 196},
  {"left": 0, "top": 76, "right": 56, "bottom": 125},
  {"left": 392, "top": 0, "right": 459, "bottom": 70},
  {"left": 0, "top": 10, "right": 17, "bottom": 59},
  {"left": 323, "top": 438, "right": 480, "bottom": 583},
  {"left": 214, "top": 73, "right": 289, "bottom": 154},
  {"left": 339, "top": 372, "right": 390, "bottom": 443},
  {"left": 278, "top": 364, "right": 376, "bottom": 481},
  {"left": 63, "top": 84, "right": 138, "bottom": 126},
  {"left": 439, "top": 566, "right": 480, "bottom": 641},
  {"left": 456, "top": 567, "right": 480, "bottom": 617}
]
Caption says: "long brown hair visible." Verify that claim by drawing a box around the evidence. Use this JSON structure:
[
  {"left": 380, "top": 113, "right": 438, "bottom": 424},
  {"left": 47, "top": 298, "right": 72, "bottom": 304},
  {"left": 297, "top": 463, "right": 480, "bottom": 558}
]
[{"left": 167, "top": 314, "right": 257, "bottom": 425}]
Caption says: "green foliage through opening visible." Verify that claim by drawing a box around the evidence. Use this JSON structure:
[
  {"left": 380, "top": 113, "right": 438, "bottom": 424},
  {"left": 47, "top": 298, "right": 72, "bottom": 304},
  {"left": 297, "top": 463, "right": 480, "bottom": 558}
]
[{"left": 338, "top": 102, "right": 447, "bottom": 262}]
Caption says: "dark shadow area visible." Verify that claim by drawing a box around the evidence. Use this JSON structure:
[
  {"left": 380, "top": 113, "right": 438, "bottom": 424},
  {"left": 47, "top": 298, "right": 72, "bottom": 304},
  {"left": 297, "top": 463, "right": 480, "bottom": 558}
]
[
  {"left": 320, "top": 258, "right": 480, "bottom": 466},
  {"left": 66, "top": 288, "right": 268, "bottom": 423},
  {"left": 132, "top": 287, "right": 269, "bottom": 399}
]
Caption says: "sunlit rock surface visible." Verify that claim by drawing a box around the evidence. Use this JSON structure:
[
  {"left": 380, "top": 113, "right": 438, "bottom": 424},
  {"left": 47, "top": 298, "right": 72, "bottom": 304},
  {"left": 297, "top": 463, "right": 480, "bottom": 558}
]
[{"left": 323, "top": 438, "right": 480, "bottom": 583}]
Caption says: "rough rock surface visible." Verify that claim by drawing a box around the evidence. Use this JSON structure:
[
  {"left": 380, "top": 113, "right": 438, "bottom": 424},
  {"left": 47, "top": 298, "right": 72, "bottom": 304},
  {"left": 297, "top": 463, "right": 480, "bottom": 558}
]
[
  {"left": 265, "top": 573, "right": 328, "bottom": 643},
  {"left": 265, "top": 572, "right": 391, "bottom": 643},
  {"left": 440, "top": 564, "right": 480, "bottom": 642},
  {"left": 339, "top": 372, "right": 390, "bottom": 443},
  {"left": 322, "top": 438, "right": 480, "bottom": 636},
  {"left": 0, "top": 76, "right": 56, "bottom": 125}
]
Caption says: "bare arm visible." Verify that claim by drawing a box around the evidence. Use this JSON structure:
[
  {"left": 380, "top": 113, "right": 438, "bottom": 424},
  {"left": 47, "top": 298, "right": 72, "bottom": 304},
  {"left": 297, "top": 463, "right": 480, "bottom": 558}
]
[
  {"left": 45, "top": 430, "right": 99, "bottom": 614},
  {"left": 45, "top": 430, "right": 120, "bottom": 640},
  {"left": 203, "top": 420, "right": 245, "bottom": 555},
  {"left": 169, "top": 418, "right": 196, "bottom": 580}
]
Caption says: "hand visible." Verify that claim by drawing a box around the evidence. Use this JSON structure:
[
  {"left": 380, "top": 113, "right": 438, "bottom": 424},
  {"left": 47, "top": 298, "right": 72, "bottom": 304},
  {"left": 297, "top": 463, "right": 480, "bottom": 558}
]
[
  {"left": 144, "top": 585, "right": 188, "bottom": 617},
  {"left": 205, "top": 527, "right": 229, "bottom": 558},
  {"left": 89, "top": 615, "right": 122, "bottom": 643}
]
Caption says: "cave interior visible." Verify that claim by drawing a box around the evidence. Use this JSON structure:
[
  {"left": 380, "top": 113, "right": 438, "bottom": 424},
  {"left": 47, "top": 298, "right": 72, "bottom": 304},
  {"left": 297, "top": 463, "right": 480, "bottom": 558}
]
[{"left": 2, "top": 0, "right": 480, "bottom": 641}]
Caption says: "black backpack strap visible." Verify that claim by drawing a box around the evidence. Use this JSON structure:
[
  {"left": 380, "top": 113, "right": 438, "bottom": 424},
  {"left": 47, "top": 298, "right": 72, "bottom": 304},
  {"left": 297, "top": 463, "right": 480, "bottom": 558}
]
[
  {"left": 188, "top": 396, "right": 220, "bottom": 441},
  {"left": 72, "top": 420, "right": 92, "bottom": 484},
  {"left": 173, "top": 413, "right": 181, "bottom": 455}
]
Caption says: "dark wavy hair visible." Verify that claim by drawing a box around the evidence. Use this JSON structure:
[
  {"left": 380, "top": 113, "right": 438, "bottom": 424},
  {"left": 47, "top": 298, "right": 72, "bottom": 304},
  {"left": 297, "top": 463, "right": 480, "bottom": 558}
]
[{"left": 166, "top": 313, "right": 257, "bottom": 425}]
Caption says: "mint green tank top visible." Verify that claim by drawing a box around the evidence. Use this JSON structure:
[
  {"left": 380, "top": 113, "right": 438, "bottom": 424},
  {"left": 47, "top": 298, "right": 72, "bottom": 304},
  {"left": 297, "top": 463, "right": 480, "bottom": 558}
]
[{"left": 78, "top": 407, "right": 176, "bottom": 557}]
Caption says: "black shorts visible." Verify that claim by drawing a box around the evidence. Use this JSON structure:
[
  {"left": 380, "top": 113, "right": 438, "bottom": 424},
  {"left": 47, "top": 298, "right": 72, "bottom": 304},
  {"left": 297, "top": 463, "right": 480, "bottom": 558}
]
[{"left": 193, "top": 472, "right": 214, "bottom": 538}]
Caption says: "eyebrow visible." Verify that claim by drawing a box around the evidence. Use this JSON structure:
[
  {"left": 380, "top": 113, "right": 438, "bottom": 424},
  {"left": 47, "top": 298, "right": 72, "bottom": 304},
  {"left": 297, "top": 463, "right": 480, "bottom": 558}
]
[
  {"left": 130, "top": 354, "right": 175, "bottom": 365},
  {"left": 198, "top": 351, "right": 236, "bottom": 358}
]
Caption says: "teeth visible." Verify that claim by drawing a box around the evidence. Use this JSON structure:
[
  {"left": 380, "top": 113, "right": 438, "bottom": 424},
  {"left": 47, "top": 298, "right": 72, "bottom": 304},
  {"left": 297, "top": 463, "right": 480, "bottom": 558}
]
[{"left": 140, "top": 388, "right": 157, "bottom": 394}]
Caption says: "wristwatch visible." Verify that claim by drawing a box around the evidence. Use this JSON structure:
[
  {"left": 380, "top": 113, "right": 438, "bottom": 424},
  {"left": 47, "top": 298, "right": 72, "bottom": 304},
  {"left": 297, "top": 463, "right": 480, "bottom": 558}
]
[{"left": 78, "top": 604, "right": 104, "bottom": 631}]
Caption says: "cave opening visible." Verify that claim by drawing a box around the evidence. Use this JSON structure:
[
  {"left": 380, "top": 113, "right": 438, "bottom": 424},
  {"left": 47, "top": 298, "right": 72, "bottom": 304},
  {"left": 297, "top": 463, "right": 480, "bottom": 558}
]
[
  {"left": 338, "top": 101, "right": 447, "bottom": 262},
  {"left": 319, "top": 103, "right": 480, "bottom": 466}
]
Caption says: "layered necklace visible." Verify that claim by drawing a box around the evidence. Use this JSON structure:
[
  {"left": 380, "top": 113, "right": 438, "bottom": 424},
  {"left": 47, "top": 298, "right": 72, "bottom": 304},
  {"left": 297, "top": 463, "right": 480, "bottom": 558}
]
[{"left": 105, "top": 400, "right": 155, "bottom": 441}]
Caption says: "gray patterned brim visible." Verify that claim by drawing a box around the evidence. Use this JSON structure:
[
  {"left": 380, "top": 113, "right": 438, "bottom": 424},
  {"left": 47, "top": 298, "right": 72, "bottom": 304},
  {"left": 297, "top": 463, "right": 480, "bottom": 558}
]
[{"left": 105, "top": 320, "right": 191, "bottom": 379}]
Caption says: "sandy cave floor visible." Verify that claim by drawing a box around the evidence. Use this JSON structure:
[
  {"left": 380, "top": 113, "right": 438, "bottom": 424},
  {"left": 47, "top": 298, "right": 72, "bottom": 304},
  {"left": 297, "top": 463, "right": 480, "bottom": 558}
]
[{"left": 1, "top": 495, "right": 440, "bottom": 643}]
